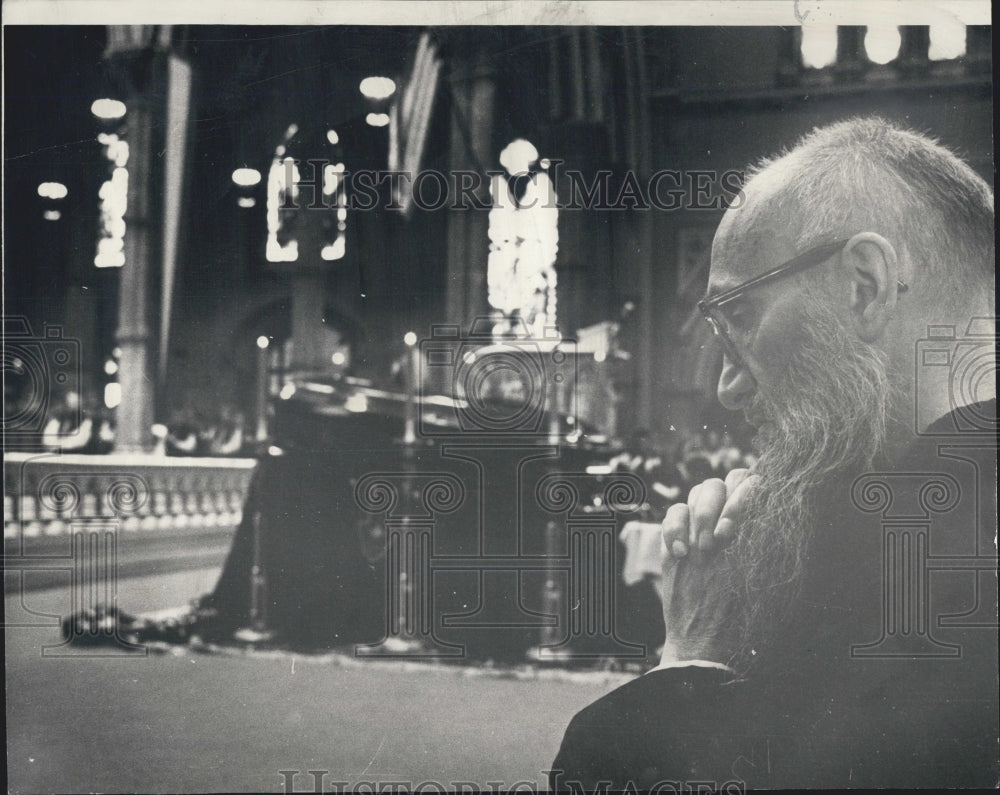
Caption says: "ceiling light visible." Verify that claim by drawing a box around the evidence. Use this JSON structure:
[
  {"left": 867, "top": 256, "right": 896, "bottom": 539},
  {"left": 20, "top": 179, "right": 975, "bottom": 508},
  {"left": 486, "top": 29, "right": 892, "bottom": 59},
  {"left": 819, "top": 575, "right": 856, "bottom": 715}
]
[
  {"left": 359, "top": 77, "right": 396, "bottom": 101},
  {"left": 232, "top": 167, "right": 262, "bottom": 187},
  {"left": 91, "top": 98, "right": 127, "bottom": 120},
  {"left": 37, "top": 182, "right": 68, "bottom": 200}
]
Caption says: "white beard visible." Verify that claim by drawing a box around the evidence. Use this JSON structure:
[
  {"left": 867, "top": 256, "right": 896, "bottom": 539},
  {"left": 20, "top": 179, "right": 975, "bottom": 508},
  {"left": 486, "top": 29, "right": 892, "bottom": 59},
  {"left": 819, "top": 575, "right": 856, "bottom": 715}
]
[{"left": 726, "top": 298, "right": 897, "bottom": 672}]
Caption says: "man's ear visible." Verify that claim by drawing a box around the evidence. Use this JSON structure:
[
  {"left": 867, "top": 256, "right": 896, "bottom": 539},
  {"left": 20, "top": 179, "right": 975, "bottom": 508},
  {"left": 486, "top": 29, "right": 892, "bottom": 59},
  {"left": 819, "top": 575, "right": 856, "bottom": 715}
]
[{"left": 840, "top": 232, "right": 901, "bottom": 343}]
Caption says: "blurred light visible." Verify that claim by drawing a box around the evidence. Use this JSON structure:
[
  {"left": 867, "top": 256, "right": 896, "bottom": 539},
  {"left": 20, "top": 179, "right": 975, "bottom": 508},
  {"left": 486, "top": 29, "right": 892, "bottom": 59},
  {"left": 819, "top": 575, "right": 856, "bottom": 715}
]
[
  {"left": 256, "top": 335, "right": 270, "bottom": 349},
  {"left": 462, "top": 351, "right": 477, "bottom": 364},
  {"left": 366, "top": 113, "right": 390, "bottom": 128},
  {"left": 266, "top": 157, "right": 299, "bottom": 263},
  {"left": 232, "top": 167, "right": 262, "bottom": 187},
  {"left": 345, "top": 393, "right": 369, "bottom": 413},
  {"left": 104, "top": 359, "right": 119, "bottom": 376},
  {"left": 91, "top": 98, "right": 126, "bottom": 120},
  {"left": 279, "top": 383, "right": 296, "bottom": 400},
  {"left": 283, "top": 123, "right": 299, "bottom": 141},
  {"left": 112, "top": 347, "right": 122, "bottom": 359},
  {"left": 586, "top": 464, "right": 613, "bottom": 475},
  {"left": 800, "top": 25, "right": 838, "bottom": 69},
  {"left": 268, "top": 445, "right": 285, "bottom": 456},
  {"left": 327, "top": 129, "right": 340, "bottom": 145},
  {"left": 540, "top": 158, "right": 551, "bottom": 170},
  {"left": 323, "top": 165, "right": 340, "bottom": 196},
  {"left": 359, "top": 76, "right": 397, "bottom": 100},
  {"left": 104, "top": 382, "right": 122, "bottom": 409},
  {"left": 929, "top": 21, "right": 966, "bottom": 60},
  {"left": 320, "top": 237, "right": 346, "bottom": 261},
  {"left": 97, "top": 134, "right": 129, "bottom": 166},
  {"left": 95, "top": 148, "right": 129, "bottom": 268},
  {"left": 865, "top": 25, "right": 901, "bottom": 64},
  {"left": 566, "top": 416, "right": 575, "bottom": 425},
  {"left": 403, "top": 331, "right": 417, "bottom": 347},
  {"left": 593, "top": 350, "right": 607, "bottom": 363},
  {"left": 331, "top": 351, "right": 347, "bottom": 366},
  {"left": 337, "top": 207, "right": 347, "bottom": 222},
  {"left": 43, "top": 210, "right": 62, "bottom": 221},
  {"left": 37, "top": 182, "right": 68, "bottom": 200},
  {"left": 95, "top": 248, "right": 124, "bottom": 269},
  {"left": 237, "top": 197, "right": 256, "bottom": 209},
  {"left": 151, "top": 423, "right": 168, "bottom": 439},
  {"left": 499, "top": 139, "right": 538, "bottom": 175}
]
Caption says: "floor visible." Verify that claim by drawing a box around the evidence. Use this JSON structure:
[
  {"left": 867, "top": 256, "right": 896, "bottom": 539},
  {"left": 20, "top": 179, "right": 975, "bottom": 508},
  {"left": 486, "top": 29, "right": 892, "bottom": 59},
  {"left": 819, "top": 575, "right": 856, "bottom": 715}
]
[{"left": 5, "top": 566, "right": 634, "bottom": 793}]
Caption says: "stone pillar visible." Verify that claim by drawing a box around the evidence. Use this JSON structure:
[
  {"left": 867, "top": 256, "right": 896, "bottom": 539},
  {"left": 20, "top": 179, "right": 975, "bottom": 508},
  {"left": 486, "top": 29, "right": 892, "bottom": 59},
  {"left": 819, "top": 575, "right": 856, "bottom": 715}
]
[
  {"left": 445, "top": 43, "right": 496, "bottom": 329},
  {"left": 103, "top": 39, "right": 168, "bottom": 453},
  {"left": 115, "top": 90, "right": 158, "bottom": 452},
  {"left": 897, "top": 26, "right": 930, "bottom": 77},
  {"left": 289, "top": 271, "right": 327, "bottom": 371},
  {"left": 835, "top": 26, "right": 868, "bottom": 81}
]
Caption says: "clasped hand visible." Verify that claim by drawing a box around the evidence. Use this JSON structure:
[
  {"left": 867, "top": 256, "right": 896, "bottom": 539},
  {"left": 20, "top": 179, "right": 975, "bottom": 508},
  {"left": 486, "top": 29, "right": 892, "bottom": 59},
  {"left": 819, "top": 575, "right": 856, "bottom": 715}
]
[{"left": 658, "top": 468, "right": 759, "bottom": 666}]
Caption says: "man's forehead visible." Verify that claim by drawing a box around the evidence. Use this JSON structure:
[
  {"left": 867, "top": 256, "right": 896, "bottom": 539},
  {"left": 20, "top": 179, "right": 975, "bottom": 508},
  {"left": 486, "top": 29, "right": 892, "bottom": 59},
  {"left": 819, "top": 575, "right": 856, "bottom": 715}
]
[
  {"left": 707, "top": 170, "right": 803, "bottom": 288},
  {"left": 708, "top": 224, "right": 797, "bottom": 294}
]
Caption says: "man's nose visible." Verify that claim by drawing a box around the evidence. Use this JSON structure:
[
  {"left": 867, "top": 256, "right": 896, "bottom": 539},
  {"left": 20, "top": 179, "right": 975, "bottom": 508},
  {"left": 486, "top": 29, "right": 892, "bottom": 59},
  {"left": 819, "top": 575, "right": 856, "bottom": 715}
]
[{"left": 717, "top": 355, "right": 755, "bottom": 411}]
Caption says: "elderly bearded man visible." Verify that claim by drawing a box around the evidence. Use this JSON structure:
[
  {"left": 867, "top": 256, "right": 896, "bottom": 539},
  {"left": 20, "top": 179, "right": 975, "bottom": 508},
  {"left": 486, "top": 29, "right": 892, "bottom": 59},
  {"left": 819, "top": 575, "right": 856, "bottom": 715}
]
[{"left": 549, "top": 118, "right": 998, "bottom": 790}]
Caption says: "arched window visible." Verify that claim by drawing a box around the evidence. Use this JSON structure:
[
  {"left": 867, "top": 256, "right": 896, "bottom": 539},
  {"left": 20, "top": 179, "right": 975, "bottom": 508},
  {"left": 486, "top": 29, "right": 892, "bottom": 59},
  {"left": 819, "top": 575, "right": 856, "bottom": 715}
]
[
  {"left": 487, "top": 139, "right": 559, "bottom": 340},
  {"left": 266, "top": 125, "right": 347, "bottom": 264}
]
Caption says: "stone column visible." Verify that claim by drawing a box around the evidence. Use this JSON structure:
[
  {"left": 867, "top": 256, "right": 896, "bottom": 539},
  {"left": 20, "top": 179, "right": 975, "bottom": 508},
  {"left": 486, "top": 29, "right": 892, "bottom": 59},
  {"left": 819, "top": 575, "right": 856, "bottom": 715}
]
[
  {"left": 289, "top": 270, "right": 328, "bottom": 371},
  {"left": 445, "top": 42, "right": 496, "bottom": 329},
  {"left": 104, "top": 39, "right": 167, "bottom": 453}
]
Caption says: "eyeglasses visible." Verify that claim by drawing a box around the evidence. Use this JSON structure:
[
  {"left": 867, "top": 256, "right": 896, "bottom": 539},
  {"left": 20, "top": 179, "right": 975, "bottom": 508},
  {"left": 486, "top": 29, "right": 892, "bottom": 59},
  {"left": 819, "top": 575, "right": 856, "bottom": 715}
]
[{"left": 697, "top": 238, "right": 909, "bottom": 369}]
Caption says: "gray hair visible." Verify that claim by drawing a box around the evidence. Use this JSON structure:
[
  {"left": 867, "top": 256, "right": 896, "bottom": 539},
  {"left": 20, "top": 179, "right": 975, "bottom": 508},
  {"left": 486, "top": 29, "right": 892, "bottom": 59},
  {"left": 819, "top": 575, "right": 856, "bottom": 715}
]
[{"left": 743, "top": 117, "right": 994, "bottom": 306}]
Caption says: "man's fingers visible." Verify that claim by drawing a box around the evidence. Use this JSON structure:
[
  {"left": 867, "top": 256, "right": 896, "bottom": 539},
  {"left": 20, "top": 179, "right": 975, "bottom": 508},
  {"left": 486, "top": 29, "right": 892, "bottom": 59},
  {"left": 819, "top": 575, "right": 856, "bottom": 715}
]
[
  {"left": 718, "top": 473, "right": 761, "bottom": 523},
  {"left": 713, "top": 517, "right": 737, "bottom": 545},
  {"left": 667, "top": 474, "right": 755, "bottom": 558},
  {"left": 715, "top": 469, "right": 749, "bottom": 545},
  {"left": 724, "top": 467, "right": 749, "bottom": 494},
  {"left": 714, "top": 473, "right": 762, "bottom": 544},
  {"left": 662, "top": 503, "right": 690, "bottom": 559},
  {"left": 691, "top": 478, "right": 727, "bottom": 550}
]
